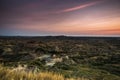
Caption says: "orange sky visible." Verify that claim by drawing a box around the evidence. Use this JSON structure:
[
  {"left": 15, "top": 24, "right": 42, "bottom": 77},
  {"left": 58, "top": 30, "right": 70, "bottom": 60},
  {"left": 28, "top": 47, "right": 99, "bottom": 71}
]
[{"left": 0, "top": 0, "right": 120, "bottom": 36}]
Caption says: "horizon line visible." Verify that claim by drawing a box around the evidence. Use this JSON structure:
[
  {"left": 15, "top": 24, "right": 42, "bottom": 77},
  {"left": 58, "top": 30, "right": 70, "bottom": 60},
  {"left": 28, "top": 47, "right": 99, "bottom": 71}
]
[{"left": 0, "top": 35, "right": 120, "bottom": 37}]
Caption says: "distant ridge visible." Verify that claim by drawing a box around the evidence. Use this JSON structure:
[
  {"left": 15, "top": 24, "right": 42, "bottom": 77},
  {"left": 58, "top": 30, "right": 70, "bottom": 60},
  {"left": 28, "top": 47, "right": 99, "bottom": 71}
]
[{"left": 0, "top": 35, "right": 120, "bottom": 40}]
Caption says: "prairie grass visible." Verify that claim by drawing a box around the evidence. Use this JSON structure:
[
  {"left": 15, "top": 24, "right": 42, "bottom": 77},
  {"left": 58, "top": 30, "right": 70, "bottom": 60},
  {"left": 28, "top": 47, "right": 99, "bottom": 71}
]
[{"left": 0, "top": 65, "right": 89, "bottom": 80}]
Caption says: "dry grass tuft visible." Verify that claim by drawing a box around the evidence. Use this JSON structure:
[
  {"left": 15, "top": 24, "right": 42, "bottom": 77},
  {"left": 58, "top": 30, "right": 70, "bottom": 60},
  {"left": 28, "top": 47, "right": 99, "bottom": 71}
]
[{"left": 0, "top": 65, "right": 89, "bottom": 80}]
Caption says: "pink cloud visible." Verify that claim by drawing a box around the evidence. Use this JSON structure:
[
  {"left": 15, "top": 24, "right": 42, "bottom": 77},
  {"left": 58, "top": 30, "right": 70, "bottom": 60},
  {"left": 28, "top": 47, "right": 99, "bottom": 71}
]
[{"left": 57, "top": 1, "right": 102, "bottom": 13}]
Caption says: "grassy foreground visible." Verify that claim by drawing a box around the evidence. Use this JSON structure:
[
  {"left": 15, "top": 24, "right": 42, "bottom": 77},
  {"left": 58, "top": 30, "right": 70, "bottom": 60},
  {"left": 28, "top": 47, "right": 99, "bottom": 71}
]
[{"left": 0, "top": 65, "right": 88, "bottom": 80}]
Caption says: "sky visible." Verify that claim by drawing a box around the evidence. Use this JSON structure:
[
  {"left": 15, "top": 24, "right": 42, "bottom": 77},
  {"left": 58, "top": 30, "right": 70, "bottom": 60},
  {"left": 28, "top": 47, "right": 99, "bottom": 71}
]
[{"left": 0, "top": 0, "right": 120, "bottom": 36}]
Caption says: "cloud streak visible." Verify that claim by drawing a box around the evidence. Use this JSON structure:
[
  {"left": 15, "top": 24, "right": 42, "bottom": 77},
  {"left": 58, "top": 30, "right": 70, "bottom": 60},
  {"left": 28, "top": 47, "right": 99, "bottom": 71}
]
[{"left": 58, "top": 1, "right": 102, "bottom": 13}]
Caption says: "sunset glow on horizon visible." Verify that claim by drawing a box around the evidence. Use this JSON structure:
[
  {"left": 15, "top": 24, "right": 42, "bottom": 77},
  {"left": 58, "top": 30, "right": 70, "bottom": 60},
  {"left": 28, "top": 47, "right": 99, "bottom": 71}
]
[{"left": 0, "top": 0, "right": 120, "bottom": 36}]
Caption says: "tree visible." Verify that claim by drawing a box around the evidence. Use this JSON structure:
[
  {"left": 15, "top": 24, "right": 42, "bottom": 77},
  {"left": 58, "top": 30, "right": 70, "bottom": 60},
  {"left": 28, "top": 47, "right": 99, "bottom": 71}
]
[{"left": 0, "top": 48, "right": 4, "bottom": 55}]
